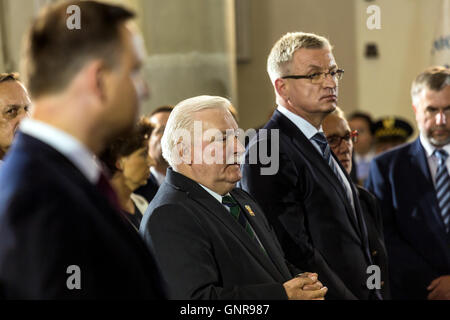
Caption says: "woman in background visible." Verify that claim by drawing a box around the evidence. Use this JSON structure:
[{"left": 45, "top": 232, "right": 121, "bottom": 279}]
[{"left": 100, "top": 118, "right": 153, "bottom": 230}]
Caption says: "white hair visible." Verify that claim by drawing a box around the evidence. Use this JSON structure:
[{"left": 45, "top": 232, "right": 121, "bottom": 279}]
[
  {"left": 267, "top": 31, "right": 332, "bottom": 83},
  {"left": 161, "top": 95, "right": 232, "bottom": 168}
]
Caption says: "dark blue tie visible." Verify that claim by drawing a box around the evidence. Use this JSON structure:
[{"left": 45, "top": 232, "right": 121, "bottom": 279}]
[
  {"left": 434, "top": 149, "right": 450, "bottom": 232},
  {"left": 311, "top": 132, "right": 352, "bottom": 202}
]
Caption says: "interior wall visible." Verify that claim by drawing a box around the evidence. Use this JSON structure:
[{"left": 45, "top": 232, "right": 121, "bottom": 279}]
[
  {"left": 236, "top": 0, "right": 358, "bottom": 130},
  {"left": 356, "top": 0, "right": 442, "bottom": 138}
]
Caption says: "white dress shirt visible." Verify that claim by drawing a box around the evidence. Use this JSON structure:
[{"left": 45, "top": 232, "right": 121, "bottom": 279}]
[
  {"left": 277, "top": 105, "right": 355, "bottom": 210},
  {"left": 420, "top": 133, "right": 450, "bottom": 187},
  {"left": 20, "top": 118, "right": 101, "bottom": 184}
]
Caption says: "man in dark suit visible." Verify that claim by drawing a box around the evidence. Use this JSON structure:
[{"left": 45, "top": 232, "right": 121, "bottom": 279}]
[
  {"left": 140, "top": 95, "right": 328, "bottom": 300},
  {"left": 366, "top": 66, "right": 450, "bottom": 300},
  {"left": 135, "top": 106, "right": 173, "bottom": 202},
  {"left": 322, "top": 107, "right": 391, "bottom": 299},
  {"left": 0, "top": 1, "right": 166, "bottom": 299},
  {"left": 239, "top": 32, "right": 379, "bottom": 300}
]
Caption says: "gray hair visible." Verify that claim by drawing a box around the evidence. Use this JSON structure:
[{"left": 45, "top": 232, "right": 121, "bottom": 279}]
[
  {"left": 267, "top": 32, "right": 332, "bottom": 83},
  {"left": 161, "top": 95, "right": 233, "bottom": 168},
  {"left": 411, "top": 66, "right": 450, "bottom": 106}
]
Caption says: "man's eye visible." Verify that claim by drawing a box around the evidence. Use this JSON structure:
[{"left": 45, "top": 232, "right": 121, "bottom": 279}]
[
  {"left": 6, "top": 108, "right": 18, "bottom": 116},
  {"left": 309, "top": 72, "right": 322, "bottom": 79}
]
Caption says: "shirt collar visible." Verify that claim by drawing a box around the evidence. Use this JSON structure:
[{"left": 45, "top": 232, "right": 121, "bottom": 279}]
[
  {"left": 150, "top": 166, "right": 166, "bottom": 186},
  {"left": 419, "top": 131, "right": 450, "bottom": 158},
  {"left": 20, "top": 118, "right": 101, "bottom": 184},
  {"left": 198, "top": 183, "right": 229, "bottom": 204},
  {"left": 277, "top": 105, "right": 322, "bottom": 139}
]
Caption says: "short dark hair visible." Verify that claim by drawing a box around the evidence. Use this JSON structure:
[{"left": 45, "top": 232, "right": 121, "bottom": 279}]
[
  {"left": 22, "top": 0, "right": 135, "bottom": 98},
  {"left": 348, "top": 111, "right": 375, "bottom": 135},
  {"left": 0, "top": 72, "right": 19, "bottom": 83},
  {"left": 411, "top": 66, "right": 450, "bottom": 105},
  {"left": 100, "top": 119, "right": 153, "bottom": 175},
  {"left": 149, "top": 105, "right": 174, "bottom": 117}
]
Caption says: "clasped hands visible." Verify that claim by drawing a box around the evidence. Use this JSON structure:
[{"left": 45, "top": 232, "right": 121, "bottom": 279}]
[{"left": 283, "top": 272, "right": 327, "bottom": 300}]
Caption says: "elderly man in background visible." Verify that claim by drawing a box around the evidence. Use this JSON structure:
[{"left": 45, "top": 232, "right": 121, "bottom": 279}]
[
  {"left": 366, "top": 66, "right": 450, "bottom": 300},
  {"left": 322, "top": 107, "right": 390, "bottom": 299},
  {"left": 140, "top": 95, "right": 327, "bottom": 300},
  {"left": 0, "top": 1, "right": 165, "bottom": 299},
  {"left": 0, "top": 73, "right": 30, "bottom": 162}
]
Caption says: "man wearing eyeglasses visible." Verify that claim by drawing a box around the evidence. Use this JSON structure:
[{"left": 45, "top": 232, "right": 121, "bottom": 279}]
[
  {"left": 366, "top": 66, "right": 450, "bottom": 300},
  {"left": 240, "top": 32, "right": 381, "bottom": 299},
  {"left": 323, "top": 107, "right": 390, "bottom": 299}
]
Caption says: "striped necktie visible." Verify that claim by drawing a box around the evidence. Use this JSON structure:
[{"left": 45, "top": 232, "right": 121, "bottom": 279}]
[
  {"left": 311, "top": 132, "right": 354, "bottom": 207},
  {"left": 222, "top": 195, "right": 266, "bottom": 252},
  {"left": 434, "top": 149, "right": 450, "bottom": 232}
]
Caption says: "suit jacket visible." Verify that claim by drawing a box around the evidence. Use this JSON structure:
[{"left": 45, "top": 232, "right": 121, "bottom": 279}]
[
  {"left": 365, "top": 138, "right": 450, "bottom": 299},
  {"left": 0, "top": 133, "right": 166, "bottom": 299},
  {"left": 356, "top": 186, "right": 391, "bottom": 299},
  {"left": 134, "top": 172, "right": 160, "bottom": 203},
  {"left": 239, "top": 110, "right": 380, "bottom": 300},
  {"left": 140, "top": 168, "right": 300, "bottom": 300}
]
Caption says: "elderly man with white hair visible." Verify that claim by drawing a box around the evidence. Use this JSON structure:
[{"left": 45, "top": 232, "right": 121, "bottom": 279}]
[{"left": 140, "top": 95, "right": 327, "bottom": 300}]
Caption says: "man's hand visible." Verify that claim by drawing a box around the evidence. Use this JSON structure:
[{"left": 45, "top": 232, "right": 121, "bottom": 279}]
[
  {"left": 427, "top": 275, "right": 450, "bottom": 300},
  {"left": 283, "top": 272, "right": 327, "bottom": 300}
]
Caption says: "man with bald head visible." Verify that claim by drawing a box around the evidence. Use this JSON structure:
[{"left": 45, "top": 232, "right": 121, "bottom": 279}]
[{"left": 0, "top": 73, "right": 30, "bottom": 161}]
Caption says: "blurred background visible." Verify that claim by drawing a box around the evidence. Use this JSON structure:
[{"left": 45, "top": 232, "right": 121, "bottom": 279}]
[{"left": 0, "top": 0, "right": 448, "bottom": 135}]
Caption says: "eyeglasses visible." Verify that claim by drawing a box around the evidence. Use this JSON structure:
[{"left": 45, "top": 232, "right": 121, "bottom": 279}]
[
  {"left": 282, "top": 69, "right": 344, "bottom": 84},
  {"left": 326, "top": 130, "right": 358, "bottom": 148}
]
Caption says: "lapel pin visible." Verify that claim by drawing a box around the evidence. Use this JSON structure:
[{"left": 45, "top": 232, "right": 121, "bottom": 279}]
[{"left": 245, "top": 205, "right": 255, "bottom": 216}]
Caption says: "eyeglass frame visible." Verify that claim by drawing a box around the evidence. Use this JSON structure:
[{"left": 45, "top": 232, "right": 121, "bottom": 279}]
[
  {"left": 326, "top": 130, "right": 358, "bottom": 148},
  {"left": 281, "top": 69, "right": 344, "bottom": 84}
]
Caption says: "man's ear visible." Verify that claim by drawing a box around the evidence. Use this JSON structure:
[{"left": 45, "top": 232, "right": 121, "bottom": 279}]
[
  {"left": 84, "top": 60, "right": 106, "bottom": 103},
  {"left": 412, "top": 104, "right": 417, "bottom": 114},
  {"left": 115, "top": 158, "right": 124, "bottom": 171},
  {"left": 274, "top": 78, "right": 288, "bottom": 100}
]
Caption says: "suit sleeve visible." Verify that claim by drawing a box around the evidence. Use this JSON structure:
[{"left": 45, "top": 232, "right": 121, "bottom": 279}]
[
  {"left": 143, "top": 204, "right": 288, "bottom": 300},
  {"left": 0, "top": 186, "right": 118, "bottom": 299},
  {"left": 240, "top": 136, "right": 357, "bottom": 300}
]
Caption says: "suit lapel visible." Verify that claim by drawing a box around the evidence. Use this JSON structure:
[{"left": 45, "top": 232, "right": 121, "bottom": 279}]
[
  {"left": 166, "top": 170, "right": 286, "bottom": 282},
  {"left": 273, "top": 111, "right": 362, "bottom": 239},
  {"left": 231, "top": 190, "right": 293, "bottom": 279}
]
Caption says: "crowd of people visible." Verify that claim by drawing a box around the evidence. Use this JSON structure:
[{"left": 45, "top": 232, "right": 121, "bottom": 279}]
[{"left": 0, "top": 0, "right": 449, "bottom": 300}]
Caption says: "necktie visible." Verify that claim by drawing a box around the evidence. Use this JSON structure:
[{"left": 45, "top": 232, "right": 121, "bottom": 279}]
[
  {"left": 434, "top": 149, "right": 450, "bottom": 232},
  {"left": 222, "top": 195, "right": 265, "bottom": 252},
  {"left": 96, "top": 172, "right": 121, "bottom": 211},
  {"left": 311, "top": 132, "right": 354, "bottom": 207}
]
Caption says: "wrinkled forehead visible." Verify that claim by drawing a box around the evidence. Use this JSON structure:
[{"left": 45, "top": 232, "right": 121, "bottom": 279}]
[
  {"left": 194, "top": 108, "right": 238, "bottom": 132},
  {"left": 291, "top": 48, "right": 337, "bottom": 72},
  {"left": 0, "top": 81, "right": 30, "bottom": 105},
  {"left": 324, "top": 114, "right": 350, "bottom": 135}
]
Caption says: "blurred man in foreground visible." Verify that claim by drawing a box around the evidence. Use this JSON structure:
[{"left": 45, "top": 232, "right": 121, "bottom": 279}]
[{"left": 0, "top": 1, "right": 165, "bottom": 299}]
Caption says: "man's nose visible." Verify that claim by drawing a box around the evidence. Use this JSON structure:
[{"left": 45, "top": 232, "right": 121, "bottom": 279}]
[
  {"left": 235, "top": 136, "right": 245, "bottom": 154},
  {"left": 436, "top": 110, "right": 447, "bottom": 125},
  {"left": 322, "top": 73, "right": 337, "bottom": 89}
]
